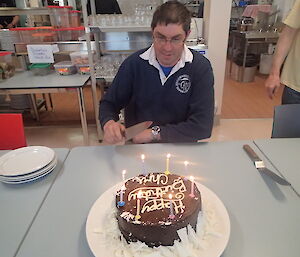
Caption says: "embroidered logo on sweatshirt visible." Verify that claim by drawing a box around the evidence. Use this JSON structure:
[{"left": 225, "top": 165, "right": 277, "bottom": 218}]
[{"left": 175, "top": 75, "right": 191, "bottom": 93}]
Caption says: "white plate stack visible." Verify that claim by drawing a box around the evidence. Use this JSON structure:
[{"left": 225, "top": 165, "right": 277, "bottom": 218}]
[{"left": 0, "top": 146, "right": 57, "bottom": 184}]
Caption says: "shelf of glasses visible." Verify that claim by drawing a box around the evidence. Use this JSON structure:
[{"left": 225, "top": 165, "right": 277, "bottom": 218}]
[
  {"left": 90, "top": 25, "right": 151, "bottom": 33},
  {"left": 0, "top": 7, "right": 49, "bottom": 16}
]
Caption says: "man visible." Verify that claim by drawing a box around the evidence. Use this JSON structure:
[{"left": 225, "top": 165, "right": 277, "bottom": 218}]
[
  {"left": 99, "top": 1, "right": 214, "bottom": 144},
  {"left": 265, "top": 0, "right": 300, "bottom": 104},
  {"left": 87, "top": 0, "right": 122, "bottom": 15},
  {"left": 0, "top": 0, "right": 19, "bottom": 29}
]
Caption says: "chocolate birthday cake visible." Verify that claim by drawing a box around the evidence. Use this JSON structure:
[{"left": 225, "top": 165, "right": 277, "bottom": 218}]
[{"left": 115, "top": 173, "right": 201, "bottom": 247}]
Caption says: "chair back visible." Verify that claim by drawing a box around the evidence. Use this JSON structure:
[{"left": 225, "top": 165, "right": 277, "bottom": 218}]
[
  {"left": 272, "top": 104, "right": 300, "bottom": 138},
  {"left": 0, "top": 113, "right": 27, "bottom": 150}
]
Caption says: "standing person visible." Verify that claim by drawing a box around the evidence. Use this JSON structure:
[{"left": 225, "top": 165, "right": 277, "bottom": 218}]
[
  {"left": 0, "top": 0, "right": 19, "bottom": 28},
  {"left": 99, "top": 1, "right": 214, "bottom": 144},
  {"left": 87, "top": 0, "right": 122, "bottom": 15},
  {"left": 265, "top": 0, "right": 300, "bottom": 104}
]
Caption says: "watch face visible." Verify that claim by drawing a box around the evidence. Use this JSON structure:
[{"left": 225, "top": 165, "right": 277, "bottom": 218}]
[{"left": 152, "top": 126, "right": 160, "bottom": 136}]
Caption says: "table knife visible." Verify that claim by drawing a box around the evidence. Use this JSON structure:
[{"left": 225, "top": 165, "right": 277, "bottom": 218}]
[
  {"left": 125, "top": 121, "right": 152, "bottom": 141},
  {"left": 243, "top": 144, "right": 291, "bottom": 186}
]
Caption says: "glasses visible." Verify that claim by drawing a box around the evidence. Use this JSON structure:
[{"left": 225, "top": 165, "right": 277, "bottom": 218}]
[{"left": 153, "top": 35, "right": 184, "bottom": 46}]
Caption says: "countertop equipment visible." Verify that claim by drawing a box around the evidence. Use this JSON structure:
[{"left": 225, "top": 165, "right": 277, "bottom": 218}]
[{"left": 237, "top": 17, "right": 254, "bottom": 32}]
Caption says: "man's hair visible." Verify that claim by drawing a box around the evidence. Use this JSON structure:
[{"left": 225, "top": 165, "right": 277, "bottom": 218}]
[{"left": 151, "top": 1, "right": 191, "bottom": 34}]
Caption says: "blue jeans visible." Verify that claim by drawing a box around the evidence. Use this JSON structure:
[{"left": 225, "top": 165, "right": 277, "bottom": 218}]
[{"left": 282, "top": 86, "right": 300, "bottom": 104}]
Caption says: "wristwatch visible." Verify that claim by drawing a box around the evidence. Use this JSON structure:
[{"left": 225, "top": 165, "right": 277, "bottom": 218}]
[{"left": 151, "top": 126, "right": 161, "bottom": 141}]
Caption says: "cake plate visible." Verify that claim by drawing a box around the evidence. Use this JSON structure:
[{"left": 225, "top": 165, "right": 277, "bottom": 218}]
[{"left": 86, "top": 182, "right": 230, "bottom": 257}]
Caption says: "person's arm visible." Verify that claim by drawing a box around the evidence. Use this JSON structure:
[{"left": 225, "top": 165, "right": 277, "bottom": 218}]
[
  {"left": 132, "top": 128, "right": 159, "bottom": 144},
  {"left": 102, "top": 120, "right": 126, "bottom": 144},
  {"left": 99, "top": 58, "right": 133, "bottom": 144},
  {"left": 6, "top": 15, "right": 19, "bottom": 28},
  {"left": 265, "top": 25, "right": 298, "bottom": 99}
]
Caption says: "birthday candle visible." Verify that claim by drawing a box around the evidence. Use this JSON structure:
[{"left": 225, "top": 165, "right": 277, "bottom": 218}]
[
  {"left": 165, "top": 153, "right": 171, "bottom": 175},
  {"left": 120, "top": 185, "right": 126, "bottom": 202},
  {"left": 135, "top": 190, "right": 142, "bottom": 220},
  {"left": 141, "top": 154, "right": 146, "bottom": 175},
  {"left": 168, "top": 194, "right": 175, "bottom": 219},
  {"left": 122, "top": 169, "right": 126, "bottom": 184},
  {"left": 189, "top": 176, "right": 195, "bottom": 197},
  {"left": 184, "top": 161, "right": 189, "bottom": 173},
  {"left": 184, "top": 161, "right": 189, "bottom": 180},
  {"left": 118, "top": 185, "right": 126, "bottom": 207}
]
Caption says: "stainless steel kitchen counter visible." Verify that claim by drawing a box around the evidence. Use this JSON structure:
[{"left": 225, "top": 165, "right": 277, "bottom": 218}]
[{"left": 229, "top": 30, "right": 279, "bottom": 81}]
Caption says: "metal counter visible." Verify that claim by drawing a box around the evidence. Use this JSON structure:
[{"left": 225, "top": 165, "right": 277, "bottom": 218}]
[
  {"left": 229, "top": 30, "right": 279, "bottom": 81},
  {"left": 0, "top": 72, "right": 90, "bottom": 145}
]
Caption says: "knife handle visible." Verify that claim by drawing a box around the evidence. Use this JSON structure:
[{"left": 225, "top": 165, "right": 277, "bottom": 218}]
[{"left": 243, "top": 144, "right": 261, "bottom": 162}]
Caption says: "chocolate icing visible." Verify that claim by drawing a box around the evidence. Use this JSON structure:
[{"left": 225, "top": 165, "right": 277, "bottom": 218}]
[{"left": 116, "top": 173, "right": 202, "bottom": 247}]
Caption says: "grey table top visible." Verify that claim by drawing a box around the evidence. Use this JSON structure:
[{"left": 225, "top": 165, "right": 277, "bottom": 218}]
[
  {"left": 254, "top": 138, "right": 300, "bottom": 197},
  {"left": 15, "top": 141, "right": 300, "bottom": 257},
  {"left": 231, "top": 30, "right": 279, "bottom": 39},
  {"left": 0, "top": 72, "right": 90, "bottom": 90},
  {"left": 0, "top": 148, "right": 69, "bottom": 257}
]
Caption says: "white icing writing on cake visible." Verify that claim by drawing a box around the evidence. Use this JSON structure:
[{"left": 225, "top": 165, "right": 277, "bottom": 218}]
[
  {"left": 132, "top": 173, "right": 168, "bottom": 185},
  {"left": 128, "top": 176, "right": 187, "bottom": 215},
  {"left": 142, "top": 198, "right": 185, "bottom": 214},
  {"left": 128, "top": 178, "right": 186, "bottom": 201},
  {"left": 120, "top": 211, "right": 135, "bottom": 222}
]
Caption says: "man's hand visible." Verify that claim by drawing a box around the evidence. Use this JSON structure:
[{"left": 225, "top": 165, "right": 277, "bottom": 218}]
[
  {"left": 103, "top": 120, "right": 125, "bottom": 145},
  {"left": 265, "top": 74, "right": 282, "bottom": 99},
  {"left": 132, "top": 129, "right": 153, "bottom": 144},
  {"left": 264, "top": 24, "right": 297, "bottom": 100},
  {"left": 6, "top": 23, "right": 14, "bottom": 29},
  {"left": 0, "top": 25, "right": 3, "bottom": 29}
]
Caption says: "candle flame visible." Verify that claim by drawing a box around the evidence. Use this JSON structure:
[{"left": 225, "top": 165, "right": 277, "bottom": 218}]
[
  {"left": 189, "top": 176, "right": 194, "bottom": 181},
  {"left": 167, "top": 153, "right": 171, "bottom": 158},
  {"left": 184, "top": 161, "right": 189, "bottom": 166},
  {"left": 122, "top": 169, "right": 126, "bottom": 175},
  {"left": 141, "top": 154, "right": 145, "bottom": 160},
  {"left": 168, "top": 194, "right": 173, "bottom": 199},
  {"left": 137, "top": 190, "right": 142, "bottom": 199}
]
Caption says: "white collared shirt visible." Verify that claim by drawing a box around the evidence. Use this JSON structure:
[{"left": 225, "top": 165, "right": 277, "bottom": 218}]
[{"left": 139, "top": 44, "right": 193, "bottom": 85}]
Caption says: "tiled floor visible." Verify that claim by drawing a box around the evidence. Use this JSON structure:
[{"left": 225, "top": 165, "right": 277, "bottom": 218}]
[{"left": 25, "top": 118, "right": 273, "bottom": 148}]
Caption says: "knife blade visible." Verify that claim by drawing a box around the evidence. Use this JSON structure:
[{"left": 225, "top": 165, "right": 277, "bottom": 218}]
[
  {"left": 243, "top": 144, "right": 291, "bottom": 186},
  {"left": 125, "top": 121, "right": 153, "bottom": 141}
]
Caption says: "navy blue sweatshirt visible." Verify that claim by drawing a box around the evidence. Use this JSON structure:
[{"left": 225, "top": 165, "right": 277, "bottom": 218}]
[{"left": 99, "top": 47, "right": 214, "bottom": 143}]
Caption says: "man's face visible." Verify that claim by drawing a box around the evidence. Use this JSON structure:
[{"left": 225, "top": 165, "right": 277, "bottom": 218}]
[{"left": 153, "top": 23, "right": 189, "bottom": 67}]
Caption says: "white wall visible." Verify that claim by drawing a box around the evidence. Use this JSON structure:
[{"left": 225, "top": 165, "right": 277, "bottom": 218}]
[{"left": 204, "top": 0, "right": 232, "bottom": 118}]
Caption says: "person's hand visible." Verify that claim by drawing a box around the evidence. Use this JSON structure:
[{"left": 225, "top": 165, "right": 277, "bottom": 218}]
[
  {"left": 103, "top": 120, "right": 125, "bottom": 145},
  {"left": 6, "top": 23, "right": 14, "bottom": 29},
  {"left": 132, "top": 129, "right": 153, "bottom": 144},
  {"left": 265, "top": 74, "right": 281, "bottom": 99},
  {"left": 0, "top": 24, "right": 3, "bottom": 29}
]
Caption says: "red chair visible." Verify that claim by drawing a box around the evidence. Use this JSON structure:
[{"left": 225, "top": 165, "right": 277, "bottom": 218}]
[{"left": 0, "top": 113, "right": 27, "bottom": 150}]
